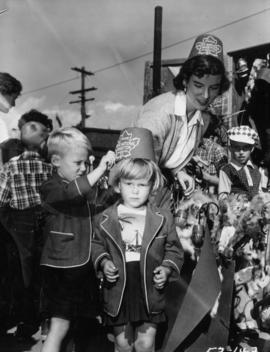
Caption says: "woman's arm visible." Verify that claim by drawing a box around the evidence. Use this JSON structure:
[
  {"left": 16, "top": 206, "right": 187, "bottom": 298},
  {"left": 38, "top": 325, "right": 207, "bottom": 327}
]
[{"left": 135, "top": 92, "right": 174, "bottom": 163}]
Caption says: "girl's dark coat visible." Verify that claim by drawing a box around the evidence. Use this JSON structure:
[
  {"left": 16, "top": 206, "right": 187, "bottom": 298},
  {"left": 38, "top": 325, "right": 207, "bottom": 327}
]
[{"left": 92, "top": 202, "right": 184, "bottom": 317}]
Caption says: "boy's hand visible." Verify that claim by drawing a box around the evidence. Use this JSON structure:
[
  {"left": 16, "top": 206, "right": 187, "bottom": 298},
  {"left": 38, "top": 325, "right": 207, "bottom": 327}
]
[
  {"left": 102, "top": 259, "right": 119, "bottom": 283},
  {"left": 86, "top": 151, "right": 115, "bottom": 186},
  {"left": 153, "top": 265, "right": 171, "bottom": 290},
  {"left": 99, "top": 151, "right": 116, "bottom": 172}
]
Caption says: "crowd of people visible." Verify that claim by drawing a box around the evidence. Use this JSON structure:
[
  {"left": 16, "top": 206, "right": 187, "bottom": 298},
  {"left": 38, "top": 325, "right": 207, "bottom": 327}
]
[{"left": 0, "top": 33, "right": 270, "bottom": 352}]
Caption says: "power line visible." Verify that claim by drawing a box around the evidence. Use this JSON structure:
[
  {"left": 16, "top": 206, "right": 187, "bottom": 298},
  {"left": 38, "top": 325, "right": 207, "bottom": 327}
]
[
  {"left": 22, "top": 76, "right": 79, "bottom": 95},
  {"left": 21, "top": 6, "right": 270, "bottom": 95},
  {"left": 94, "top": 6, "right": 270, "bottom": 73},
  {"left": 160, "top": 6, "right": 270, "bottom": 51}
]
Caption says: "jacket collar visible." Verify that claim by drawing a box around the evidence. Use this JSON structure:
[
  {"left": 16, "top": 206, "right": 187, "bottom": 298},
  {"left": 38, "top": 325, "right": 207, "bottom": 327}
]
[
  {"left": 16, "top": 150, "right": 43, "bottom": 161},
  {"left": 141, "top": 204, "right": 164, "bottom": 248},
  {"left": 230, "top": 159, "right": 254, "bottom": 171},
  {"left": 174, "top": 91, "right": 204, "bottom": 127},
  {"left": 51, "top": 170, "right": 70, "bottom": 184},
  {"left": 101, "top": 202, "right": 164, "bottom": 247}
]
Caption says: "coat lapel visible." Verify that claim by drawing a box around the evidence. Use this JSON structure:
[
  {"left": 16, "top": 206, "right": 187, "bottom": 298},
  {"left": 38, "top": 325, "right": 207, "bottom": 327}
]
[
  {"left": 101, "top": 203, "right": 164, "bottom": 249},
  {"left": 101, "top": 204, "right": 123, "bottom": 248},
  {"left": 141, "top": 206, "right": 164, "bottom": 249}
]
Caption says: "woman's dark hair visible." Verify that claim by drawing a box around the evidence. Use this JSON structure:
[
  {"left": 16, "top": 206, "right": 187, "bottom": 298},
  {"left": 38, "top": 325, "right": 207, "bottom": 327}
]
[
  {"left": 173, "top": 55, "right": 230, "bottom": 95},
  {"left": 0, "top": 72, "right": 22, "bottom": 96}
]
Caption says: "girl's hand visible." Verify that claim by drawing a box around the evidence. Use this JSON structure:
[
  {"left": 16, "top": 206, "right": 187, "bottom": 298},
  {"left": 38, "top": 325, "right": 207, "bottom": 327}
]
[
  {"left": 153, "top": 266, "right": 171, "bottom": 290},
  {"left": 99, "top": 151, "right": 116, "bottom": 172},
  {"left": 177, "top": 170, "right": 195, "bottom": 197},
  {"left": 102, "top": 259, "right": 119, "bottom": 283}
]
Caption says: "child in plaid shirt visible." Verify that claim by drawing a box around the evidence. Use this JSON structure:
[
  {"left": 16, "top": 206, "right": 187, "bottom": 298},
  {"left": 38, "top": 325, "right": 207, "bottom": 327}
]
[
  {"left": 0, "top": 110, "right": 52, "bottom": 338},
  {"left": 193, "top": 137, "right": 228, "bottom": 193}
]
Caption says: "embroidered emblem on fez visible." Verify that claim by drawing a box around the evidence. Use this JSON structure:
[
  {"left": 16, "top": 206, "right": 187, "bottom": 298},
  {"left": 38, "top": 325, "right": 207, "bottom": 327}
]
[
  {"left": 195, "top": 35, "right": 222, "bottom": 58},
  {"left": 115, "top": 130, "right": 140, "bottom": 161}
]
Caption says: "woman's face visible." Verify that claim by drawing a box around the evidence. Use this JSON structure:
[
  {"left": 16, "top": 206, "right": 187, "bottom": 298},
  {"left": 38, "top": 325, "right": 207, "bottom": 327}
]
[
  {"left": 0, "top": 92, "right": 19, "bottom": 113},
  {"left": 185, "top": 74, "right": 222, "bottom": 111}
]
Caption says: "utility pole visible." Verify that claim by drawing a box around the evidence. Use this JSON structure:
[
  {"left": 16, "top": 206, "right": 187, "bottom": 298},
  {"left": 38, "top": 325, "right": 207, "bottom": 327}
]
[
  {"left": 69, "top": 66, "right": 97, "bottom": 128},
  {"left": 152, "top": 6, "right": 162, "bottom": 98}
]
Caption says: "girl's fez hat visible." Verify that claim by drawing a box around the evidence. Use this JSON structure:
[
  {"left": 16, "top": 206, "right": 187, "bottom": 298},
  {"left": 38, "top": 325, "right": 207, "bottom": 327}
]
[{"left": 108, "top": 127, "right": 156, "bottom": 185}]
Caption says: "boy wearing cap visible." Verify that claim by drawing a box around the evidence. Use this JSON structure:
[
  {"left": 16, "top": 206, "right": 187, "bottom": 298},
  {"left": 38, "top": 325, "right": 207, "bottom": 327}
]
[{"left": 218, "top": 126, "right": 265, "bottom": 200}]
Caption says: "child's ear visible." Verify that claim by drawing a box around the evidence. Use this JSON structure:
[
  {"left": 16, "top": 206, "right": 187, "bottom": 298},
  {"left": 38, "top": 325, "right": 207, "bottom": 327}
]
[
  {"left": 51, "top": 154, "right": 60, "bottom": 167},
  {"left": 183, "top": 80, "right": 187, "bottom": 90},
  {"left": 113, "top": 183, "right": 121, "bottom": 194}
]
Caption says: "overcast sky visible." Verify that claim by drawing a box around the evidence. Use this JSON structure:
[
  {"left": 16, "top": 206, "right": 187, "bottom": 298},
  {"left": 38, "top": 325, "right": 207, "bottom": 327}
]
[{"left": 1, "top": 0, "right": 270, "bottom": 134}]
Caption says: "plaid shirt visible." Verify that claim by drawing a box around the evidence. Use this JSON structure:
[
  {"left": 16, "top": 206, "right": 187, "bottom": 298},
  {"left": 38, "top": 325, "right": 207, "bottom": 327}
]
[
  {"left": 195, "top": 138, "right": 228, "bottom": 176},
  {"left": 0, "top": 151, "right": 52, "bottom": 210}
]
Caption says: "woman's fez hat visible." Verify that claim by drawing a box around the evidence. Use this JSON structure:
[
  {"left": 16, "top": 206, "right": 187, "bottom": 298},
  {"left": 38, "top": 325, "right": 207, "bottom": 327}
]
[
  {"left": 109, "top": 127, "right": 156, "bottom": 185},
  {"left": 188, "top": 33, "right": 224, "bottom": 63}
]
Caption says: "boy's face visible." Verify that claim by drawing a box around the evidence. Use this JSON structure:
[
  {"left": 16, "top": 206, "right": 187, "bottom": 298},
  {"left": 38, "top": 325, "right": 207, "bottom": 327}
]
[
  {"left": 116, "top": 178, "right": 152, "bottom": 210},
  {"left": 230, "top": 141, "right": 253, "bottom": 165},
  {"left": 53, "top": 147, "right": 89, "bottom": 182}
]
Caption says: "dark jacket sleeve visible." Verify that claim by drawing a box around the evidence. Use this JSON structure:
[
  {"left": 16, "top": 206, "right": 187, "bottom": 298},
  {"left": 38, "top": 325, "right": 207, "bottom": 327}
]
[
  {"left": 41, "top": 175, "right": 92, "bottom": 211},
  {"left": 161, "top": 209, "right": 184, "bottom": 279},
  {"left": 91, "top": 214, "right": 112, "bottom": 271}
]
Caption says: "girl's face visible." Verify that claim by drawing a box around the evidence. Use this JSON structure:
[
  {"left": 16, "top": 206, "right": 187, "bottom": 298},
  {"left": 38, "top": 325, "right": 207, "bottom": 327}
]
[
  {"left": 230, "top": 142, "right": 253, "bottom": 165},
  {"left": 185, "top": 74, "right": 222, "bottom": 112},
  {"left": 117, "top": 178, "right": 152, "bottom": 210}
]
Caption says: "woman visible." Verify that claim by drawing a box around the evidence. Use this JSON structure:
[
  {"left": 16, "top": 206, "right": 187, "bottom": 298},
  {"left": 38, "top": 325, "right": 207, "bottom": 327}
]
[
  {"left": 135, "top": 33, "right": 230, "bottom": 199},
  {"left": 0, "top": 72, "right": 22, "bottom": 113}
]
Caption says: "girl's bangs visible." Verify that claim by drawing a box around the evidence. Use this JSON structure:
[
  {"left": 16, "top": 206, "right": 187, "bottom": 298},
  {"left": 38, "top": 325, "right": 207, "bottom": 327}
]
[{"left": 120, "top": 160, "right": 153, "bottom": 182}]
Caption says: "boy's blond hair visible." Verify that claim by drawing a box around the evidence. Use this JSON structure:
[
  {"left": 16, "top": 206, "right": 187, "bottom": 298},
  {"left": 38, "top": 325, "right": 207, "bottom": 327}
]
[
  {"left": 111, "top": 158, "right": 163, "bottom": 194},
  {"left": 47, "top": 127, "right": 92, "bottom": 158}
]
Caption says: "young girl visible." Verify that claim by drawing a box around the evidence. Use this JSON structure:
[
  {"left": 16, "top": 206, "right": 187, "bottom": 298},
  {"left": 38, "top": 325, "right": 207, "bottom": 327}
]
[{"left": 92, "top": 127, "right": 184, "bottom": 352}]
